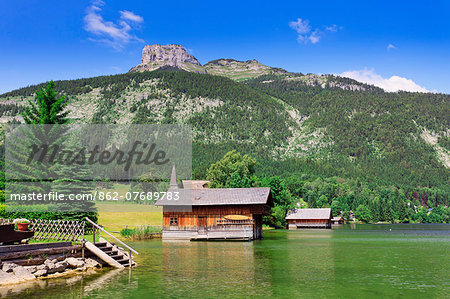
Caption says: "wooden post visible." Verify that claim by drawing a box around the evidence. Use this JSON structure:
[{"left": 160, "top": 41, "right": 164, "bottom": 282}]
[
  {"left": 129, "top": 249, "right": 132, "bottom": 268},
  {"left": 93, "top": 225, "right": 95, "bottom": 244},
  {"left": 82, "top": 242, "right": 85, "bottom": 260}
]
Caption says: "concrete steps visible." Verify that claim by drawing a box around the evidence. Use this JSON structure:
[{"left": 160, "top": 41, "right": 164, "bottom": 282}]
[{"left": 84, "top": 240, "right": 136, "bottom": 268}]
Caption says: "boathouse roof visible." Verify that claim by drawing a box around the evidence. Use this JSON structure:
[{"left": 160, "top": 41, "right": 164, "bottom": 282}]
[
  {"left": 156, "top": 187, "right": 271, "bottom": 206},
  {"left": 285, "top": 208, "right": 332, "bottom": 220}
]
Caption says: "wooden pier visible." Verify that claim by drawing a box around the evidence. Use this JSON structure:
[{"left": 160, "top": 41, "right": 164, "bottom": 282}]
[{"left": 0, "top": 242, "right": 83, "bottom": 266}]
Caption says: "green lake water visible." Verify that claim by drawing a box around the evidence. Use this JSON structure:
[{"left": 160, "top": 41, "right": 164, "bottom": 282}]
[{"left": 2, "top": 224, "right": 449, "bottom": 298}]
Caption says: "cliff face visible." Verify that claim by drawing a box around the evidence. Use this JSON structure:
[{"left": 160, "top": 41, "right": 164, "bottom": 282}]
[
  {"left": 141, "top": 44, "right": 200, "bottom": 66},
  {"left": 204, "top": 58, "right": 288, "bottom": 81},
  {"left": 130, "top": 44, "right": 205, "bottom": 73}
]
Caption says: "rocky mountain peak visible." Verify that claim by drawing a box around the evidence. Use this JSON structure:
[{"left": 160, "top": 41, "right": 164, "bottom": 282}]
[
  {"left": 130, "top": 44, "right": 204, "bottom": 73},
  {"left": 141, "top": 44, "right": 201, "bottom": 66}
]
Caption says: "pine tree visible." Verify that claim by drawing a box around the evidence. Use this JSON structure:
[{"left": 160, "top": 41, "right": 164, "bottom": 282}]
[{"left": 22, "top": 81, "right": 69, "bottom": 125}]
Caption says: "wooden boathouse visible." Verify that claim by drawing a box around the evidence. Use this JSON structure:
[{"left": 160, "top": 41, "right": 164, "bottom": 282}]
[
  {"left": 286, "top": 208, "right": 332, "bottom": 229},
  {"left": 156, "top": 167, "right": 273, "bottom": 240},
  {"left": 331, "top": 216, "right": 345, "bottom": 225}
]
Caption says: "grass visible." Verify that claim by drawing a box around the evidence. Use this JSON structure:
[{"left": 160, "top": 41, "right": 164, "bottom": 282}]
[
  {"left": 93, "top": 183, "right": 163, "bottom": 232},
  {"left": 98, "top": 209, "right": 162, "bottom": 232},
  {"left": 95, "top": 202, "right": 162, "bottom": 212},
  {"left": 95, "top": 183, "right": 130, "bottom": 198},
  {"left": 120, "top": 225, "right": 162, "bottom": 240},
  {"left": 29, "top": 238, "right": 69, "bottom": 244},
  {"left": 262, "top": 224, "right": 275, "bottom": 230},
  {"left": 29, "top": 234, "right": 101, "bottom": 244}
]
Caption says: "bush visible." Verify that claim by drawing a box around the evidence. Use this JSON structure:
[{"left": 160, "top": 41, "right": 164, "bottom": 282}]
[
  {"left": 13, "top": 218, "right": 30, "bottom": 224},
  {"left": 355, "top": 204, "right": 372, "bottom": 223},
  {"left": 427, "top": 213, "right": 443, "bottom": 223},
  {"left": 120, "top": 228, "right": 133, "bottom": 237}
]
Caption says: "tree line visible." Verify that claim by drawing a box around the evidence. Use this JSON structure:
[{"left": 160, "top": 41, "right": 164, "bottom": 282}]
[{"left": 206, "top": 150, "right": 449, "bottom": 227}]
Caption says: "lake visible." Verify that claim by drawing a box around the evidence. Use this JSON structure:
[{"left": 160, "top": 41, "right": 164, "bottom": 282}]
[{"left": 2, "top": 224, "right": 449, "bottom": 298}]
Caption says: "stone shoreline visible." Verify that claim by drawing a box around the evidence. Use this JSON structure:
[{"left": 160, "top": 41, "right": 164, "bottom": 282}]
[{"left": 0, "top": 257, "right": 102, "bottom": 287}]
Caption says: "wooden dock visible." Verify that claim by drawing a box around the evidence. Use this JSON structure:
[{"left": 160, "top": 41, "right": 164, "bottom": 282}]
[{"left": 0, "top": 242, "right": 82, "bottom": 266}]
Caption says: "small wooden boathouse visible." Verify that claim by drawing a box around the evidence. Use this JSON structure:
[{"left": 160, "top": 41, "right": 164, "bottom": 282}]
[
  {"left": 286, "top": 208, "right": 332, "bottom": 229},
  {"left": 156, "top": 167, "right": 273, "bottom": 240}
]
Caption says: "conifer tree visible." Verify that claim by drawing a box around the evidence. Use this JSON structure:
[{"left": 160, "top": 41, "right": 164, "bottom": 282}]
[
  {"left": 22, "top": 80, "right": 69, "bottom": 125},
  {"left": 6, "top": 81, "right": 95, "bottom": 213}
]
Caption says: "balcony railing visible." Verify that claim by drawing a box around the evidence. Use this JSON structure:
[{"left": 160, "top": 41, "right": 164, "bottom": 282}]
[{"left": 217, "top": 219, "right": 254, "bottom": 225}]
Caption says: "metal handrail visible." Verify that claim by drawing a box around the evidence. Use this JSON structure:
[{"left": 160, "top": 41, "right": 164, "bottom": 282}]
[{"left": 85, "top": 217, "right": 139, "bottom": 255}]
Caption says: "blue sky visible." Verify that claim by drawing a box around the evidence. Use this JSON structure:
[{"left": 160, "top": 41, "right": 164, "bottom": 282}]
[{"left": 1, "top": 0, "right": 449, "bottom": 93}]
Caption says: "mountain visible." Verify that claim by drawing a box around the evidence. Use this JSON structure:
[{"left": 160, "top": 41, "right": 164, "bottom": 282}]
[
  {"left": 203, "top": 58, "right": 289, "bottom": 81},
  {"left": 0, "top": 45, "right": 449, "bottom": 215},
  {"left": 129, "top": 44, "right": 388, "bottom": 90},
  {"left": 129, "top": 44, "right": 205, "bottom": 73},
  {"left": 130, "top": 44, "right": 291, "bottom": 81}
]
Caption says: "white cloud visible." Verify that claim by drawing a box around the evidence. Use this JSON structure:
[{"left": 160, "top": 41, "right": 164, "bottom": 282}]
[
  {"left": 84, "top": 1, "right": 144, "bottom": 49},
  {"left": 289, "top": 18, "right": 338, "bottom": 44},
  {"left": 309, "top": 29, "right": 321, "bottom": 44},
  {"left": 289, "top": 18, "right": 311, "bottom": 43},
  {"left": 387, "top": 44, "right": 397, "bottom": 51},
  {"left": 325, "top": 25, "right": 338, "bottom": 32},
  {"left": 119, "top": 10, "right": 144, "bottom": 23},
  {"left": 339, "top": 69, "right": 429, "bottom": 92}
]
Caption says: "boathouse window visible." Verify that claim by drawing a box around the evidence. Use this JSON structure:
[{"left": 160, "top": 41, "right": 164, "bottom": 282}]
[{"left": 170, "top": 217, "right": 178, "bottom": 226}]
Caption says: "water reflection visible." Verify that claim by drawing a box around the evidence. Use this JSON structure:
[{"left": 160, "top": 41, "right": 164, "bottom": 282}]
[
  {"left": 261, "top": 229, "right": 336, "bottom": 297},
  {"left": 160, "top": 240, "right": 272, "bottom": 297},
  {"left": 329, "top": 224, "right": 449, "bottom": 298},
  {"left": 1, "top": 224, "right": 448, "bottom": 298},
  {"left": 83, "top": 269, "right": 128, "bottom": 295}
]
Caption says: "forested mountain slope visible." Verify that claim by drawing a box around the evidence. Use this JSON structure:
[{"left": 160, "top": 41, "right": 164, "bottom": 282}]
[
  {"left": 246, "top": 75, "right": 449, "bottom": 185},
  {"left": 0, "top": 70, "right": 448, "bottom": 220}
]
